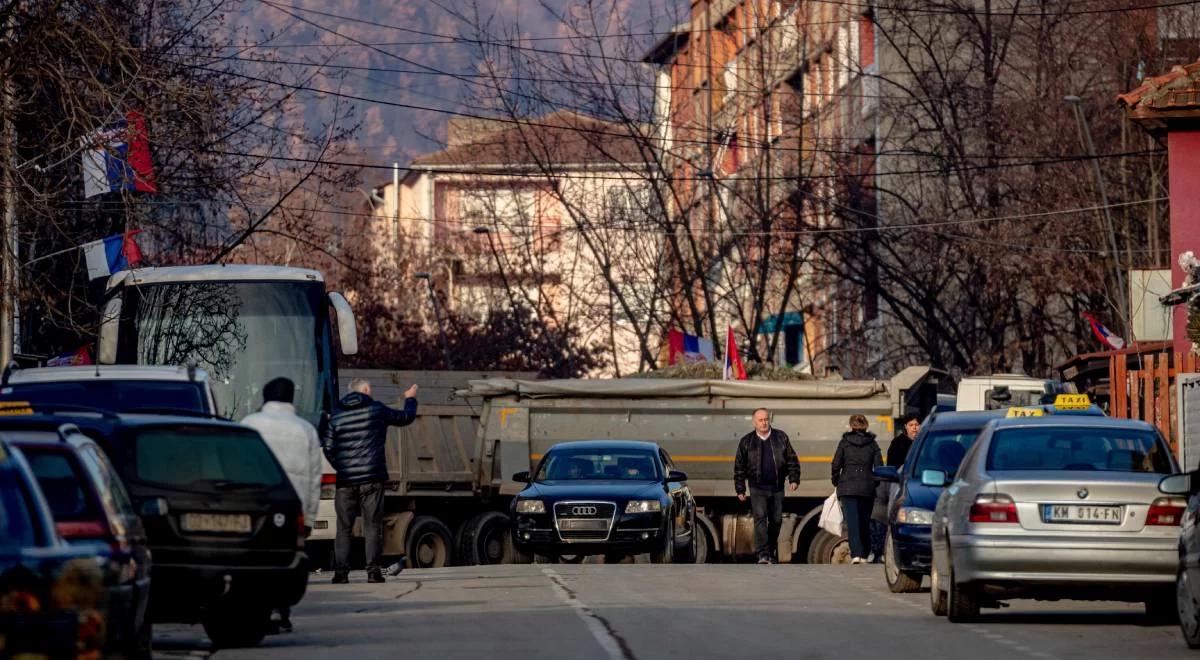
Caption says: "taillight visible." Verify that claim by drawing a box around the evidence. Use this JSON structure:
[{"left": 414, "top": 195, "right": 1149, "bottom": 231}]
[
  {"left": 55, "top": 520, "right": 108, "bottom": 540},
  {"left": 969, "top": 494, "right": 1019, "bottom": 523},
  {"left": 297, "top": 514, "right": 306, "bottom": 549},
  {"left": 1148, "top": 497, "right": 1187, "bottom": 526},
  {"left": 320, "top": 474, "right": 336, "bottom": 500}
]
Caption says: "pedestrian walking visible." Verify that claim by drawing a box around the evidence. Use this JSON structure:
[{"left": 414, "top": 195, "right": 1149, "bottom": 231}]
[
  {"left": 832, "top": 414, "right": 882, "bottom": 564},
  {"left": 733, "top": 408, "right": 801, "bottom": 564},
  {"left": 242, "top": 377, "right": 321, "bottom": 633},
  {"left": 322, "top": 378, "right": 418, "bottom": 584},
  {"left": 870, "top": 414, "right": 920, "bottom": 562},
  {"left": 887, "top": 414, "right": 920, "bottom": 467}
]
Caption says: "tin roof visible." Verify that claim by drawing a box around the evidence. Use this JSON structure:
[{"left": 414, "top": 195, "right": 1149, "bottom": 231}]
[{"left": 1118, "top": 60, "right": 1200, "bottom": 127}]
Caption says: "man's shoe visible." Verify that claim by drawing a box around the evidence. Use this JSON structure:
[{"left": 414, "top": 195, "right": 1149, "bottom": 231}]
[
  {"left": 278, "top": 618, "right": 293, "bottom": 633},
  {"left": 757, "top": 557, "right": 770, "bottom": 565},
  {"left": 769, "top": 557, "right": 779, "bottom": 565},
  {"left": 331, "top": 571, "right": 349, "bottom": 584},
  {"left": 367, "top": 569, "right": 385, "bottom": 583}
]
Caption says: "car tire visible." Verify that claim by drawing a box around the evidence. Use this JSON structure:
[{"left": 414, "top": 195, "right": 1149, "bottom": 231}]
[
  {"left": 203, "top": 606, "right": 270, "bottom": 649},
  {"left": 929, "top": 562, "right": 948, "bottom": 617},
  {"left": 1178, "top": 569, "right": 1200, "bottom": 648},
  {"left": 947, "top": 564, "right": 980, "bottom": 623},
  {"left": 406, "top": 516, "right": 454, "bottom": 568},
  {"left": 650, "top": 520, "right": 675, "bottom": 564},
  {"left": 695, "top": 513, "right": 718, "bottom": 564},
  {"left": 884, "top": 530, "right": 922, "bottom": 593},
  {"left": 458, "top": 511, "right": 516, "bottom": 566},
  {"left": 1146, "top": 586, "right": 1179, "bottom": 625},
  {"left": 676, "top": 513, "right": 698, "bottom": 564}
]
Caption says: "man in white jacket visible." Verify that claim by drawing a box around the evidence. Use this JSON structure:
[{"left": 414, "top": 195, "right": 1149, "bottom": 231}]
[{"left": 242, "top": 377, "right": 321, "bottom": 633}]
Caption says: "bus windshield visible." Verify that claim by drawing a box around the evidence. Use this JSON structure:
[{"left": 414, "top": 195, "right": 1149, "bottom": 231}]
[{"left": 115, "top": 280, "right": 331, "bottom": 424}]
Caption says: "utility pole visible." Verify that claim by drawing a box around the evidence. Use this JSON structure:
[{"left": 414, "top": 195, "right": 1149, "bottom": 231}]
[{"left": 415, "top": 272, "right": 452, "bottom": 369}]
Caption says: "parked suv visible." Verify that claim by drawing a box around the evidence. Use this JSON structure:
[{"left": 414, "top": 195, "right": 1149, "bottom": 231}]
[
  {"left": 6, "top": 423, "right": 153, "bottom": 658},
  {"left": 0, "top": 411, "right": 308, "bottom": 648},
  {"left": 0, "top": 364, "right": 219, "bottom": 416}
]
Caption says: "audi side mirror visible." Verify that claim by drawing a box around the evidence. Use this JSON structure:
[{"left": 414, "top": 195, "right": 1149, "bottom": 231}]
[
  {"left": 512, "top": 471, "right": 530, "bottom": 483},
  {"left": 666, "top": 470, "right": 688, "bottom": 483}
]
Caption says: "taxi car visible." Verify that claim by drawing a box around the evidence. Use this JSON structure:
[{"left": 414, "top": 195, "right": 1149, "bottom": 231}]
[{"left": 929, "top": 415, "right": 1180, "bottom": 622}]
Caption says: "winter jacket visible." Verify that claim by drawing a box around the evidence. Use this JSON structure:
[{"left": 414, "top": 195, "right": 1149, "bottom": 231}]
[
  {"left": 242, "top": 401, "right": 323, "bottom": 525},
  {"left": 321, "top": 392, "right": 417, "bottom": 486},
  {"left": 886, "top": 432, "right": 913, "bottom": 468},
  {"left": 831, "top": 431, "right": 883, "bottom": 498},
  {"left": 733, "top": 429, "right": 801, "bottom": 495}
]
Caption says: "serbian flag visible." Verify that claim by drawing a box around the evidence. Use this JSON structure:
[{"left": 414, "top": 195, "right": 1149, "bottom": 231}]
[
  {"left": 83, "top": 230, "right": 143, "bottom": 281},
  {"left": 667, "top": 328, "right": 714, "bottom": 365},
  {"left": 82, "top": 111, "right": 157, "bottom": 199},
  {"left": 723, "top": 325, "right": 747, "bottom": 380},
  {"left": 1082, "top": 311, "right": 1126, "bottom": 350}
]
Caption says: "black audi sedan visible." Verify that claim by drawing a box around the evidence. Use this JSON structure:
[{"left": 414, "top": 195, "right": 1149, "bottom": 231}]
[{"left": 510, "top": 440, "right": 697, "bottom": 563}]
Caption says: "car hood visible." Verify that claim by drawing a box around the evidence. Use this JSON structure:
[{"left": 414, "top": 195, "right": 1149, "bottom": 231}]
[
  {"left": 521, "top": 480, "right": 666, "bottom": 500},
  {"left": 902, "top": 479, "right": 943, "bottom": 511}
]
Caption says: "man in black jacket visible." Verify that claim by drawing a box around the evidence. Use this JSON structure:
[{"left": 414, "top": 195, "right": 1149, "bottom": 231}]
[
  {"left": 322, "top": 378, "right": 418, "bottom": 584},
  {"left": 734, "top": 408, "right": 801, "bottom": 564}
]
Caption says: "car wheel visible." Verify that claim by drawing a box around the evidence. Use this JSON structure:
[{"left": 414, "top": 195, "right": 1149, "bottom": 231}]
[
  {"left": 650, "top": 520, "right": 675, "bottom": 564},
  {"left": 947, "top": 563, "right": 980, "bottom": 623},
  {"left": 675, "top": 513, "right": 698, "bottom": 564},
  {"left": 458, "top": 511, "right": 516, "bottom": 566},
  {"left": 695, "top": 513, "right": 718, "bottom": 564},
  {"left": 929, "top": 562, "right": 948, "bottom": 617},
  {"left": 406, "top": 516, "right": 454, "bottom": 568},
  {"left": 1178, "top": 569, "right": 1200, "bottom": 647},
  {"left": 885, "top": 530, "right": 922, "bottom": 593},
  {"left": 1146, "top": 586, "right": 1179, "bottom": 625},
  {"left": 203, "top": 606, "right": 270, "bottom": 648}
]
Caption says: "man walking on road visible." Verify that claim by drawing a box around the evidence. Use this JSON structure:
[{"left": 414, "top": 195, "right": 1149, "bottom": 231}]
[
  {"left": 322, "top": 378, "right": 418, "bottom": 584},
  {"left": 734, "top": 408, "right": 801, "bottom": 564}
]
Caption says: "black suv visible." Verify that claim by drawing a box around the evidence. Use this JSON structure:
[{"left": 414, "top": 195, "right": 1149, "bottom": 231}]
[{"left": 0, "top": 410, "right": 307, "bottom": 648}]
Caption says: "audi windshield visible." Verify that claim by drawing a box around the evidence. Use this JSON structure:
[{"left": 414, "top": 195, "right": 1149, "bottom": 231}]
[{"left": 535, "top": 448, "right": 661, "bottom": 481}]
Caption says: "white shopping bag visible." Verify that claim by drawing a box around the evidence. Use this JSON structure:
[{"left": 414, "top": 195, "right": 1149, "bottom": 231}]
[{"left": 818, "top": 492, "right": 844, "bottom": 537}]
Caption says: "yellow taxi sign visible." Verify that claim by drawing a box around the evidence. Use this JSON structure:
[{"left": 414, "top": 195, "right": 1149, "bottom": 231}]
[
  {"left": 1006, "top": 407, "right": 1045, "bottom": 418},
  {"left": 0, "top": 401, "right": 33, "bottom": 416},
  {"left": 1053, "top": 393, "right": 1091, "bottom": 411}
]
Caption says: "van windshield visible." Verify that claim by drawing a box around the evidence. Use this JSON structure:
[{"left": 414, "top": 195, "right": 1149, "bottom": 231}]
[{"left": 133, "top": 427, "right": 285, "bottom": 490}]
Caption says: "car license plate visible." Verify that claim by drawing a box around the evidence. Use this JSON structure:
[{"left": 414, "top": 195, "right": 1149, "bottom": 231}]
[
  {"left": 1043, "top": 504, "right": 1123, "bottom": 524},
  {"left": 181, "top": 513, "right": 252, "bottom": 533},
  {"left": 559, "top": 519, "right": 608, "bottom": 531}
]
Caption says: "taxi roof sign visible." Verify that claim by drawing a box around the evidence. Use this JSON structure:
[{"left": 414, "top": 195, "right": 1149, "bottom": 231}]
[
  {"left": 0, "top": 401, "right": 34, "bottom": 416},
  {"left": 1052, "top": 394, "right": 1091, "bottom": 411},
  {"left": 1006, "top": 407, "right": 1045, "bottom": 418}
]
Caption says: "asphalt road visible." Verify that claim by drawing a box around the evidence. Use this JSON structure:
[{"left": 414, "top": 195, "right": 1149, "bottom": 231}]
[{"left": 154, "top": 564, "right": 1196, "bottom": 659}]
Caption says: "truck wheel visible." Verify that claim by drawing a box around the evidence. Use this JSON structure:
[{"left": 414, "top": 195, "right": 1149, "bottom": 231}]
[
  {"left": 406, "top": 516, "right": 453, "bottom": 568},
  {"left": 885, "top": 530, "right": 922, "bottom": 593},
  {"left": 458, "top": 511, "right": 516, "bottom": 566},
  {"left": 203, "top": 605, "right": 269, "bottom": 648},
  {"left": 650, "top": 520, "right": 675, "bottom": 564},
  {"left": 807, "top": 530, "right": 841, "bottom": 564}
]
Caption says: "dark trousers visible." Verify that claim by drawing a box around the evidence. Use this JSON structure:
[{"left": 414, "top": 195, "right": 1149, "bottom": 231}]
[
  {"left": 335, "top": 481, "right": 385, "bottom": 573},
  {"left": 840, "top": 495, "right": 874, "bottom": 560},
  {"left": 869, "top": 520, "right": 887, "bottom": 562},
  {"left": 750, "top": 487, "right": 785, "bottom": 560}
]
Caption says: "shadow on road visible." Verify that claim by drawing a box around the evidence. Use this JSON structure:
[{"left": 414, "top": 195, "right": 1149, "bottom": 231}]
[{"left": 977, "top": 609, "right": 1168, "bottom": 627}]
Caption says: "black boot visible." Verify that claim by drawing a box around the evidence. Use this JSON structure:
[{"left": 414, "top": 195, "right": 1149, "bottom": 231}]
[
  {"left": 331, "top": 571, "right": 349, "bottom": 584},
  {"left": 367, "top": 568, "right": 385, "bottom": 583}
]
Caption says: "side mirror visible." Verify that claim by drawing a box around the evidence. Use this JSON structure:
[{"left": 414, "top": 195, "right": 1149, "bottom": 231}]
[
  {"left": 1160, "top": 473, "right": 1192, "bottom": 496},
  {"left": 873, "top": 466, "right": 900, "bottom": 483},
  {"left": 512, "top": 471, "right": 530, "bottom": 483},
  {"left": 329, "top": 292, "right": 359, "bottom": 356},
  {"left": 920, "top": 469, "right": 948, "bottom": 487},
  {"left": 97, "top": 295, "right": 122, "bottom": 364},
  {"left": 666, "top": 469, "right": 688, "bottom": 483},
  {"left": 140, "top": 497, "right": 169, "bottom": 517}
]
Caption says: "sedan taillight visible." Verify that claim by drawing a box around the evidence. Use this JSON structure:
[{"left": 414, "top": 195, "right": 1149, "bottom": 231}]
[
  {"left": 969, "top": 494, "right": 1019, "bottom": 523},
  {"left": 1147, "top": 497, "right": 1187, "bottom": 526},
  {"left": 320, "top": 474, "right": 336, "bottom": 500},
  {"left": 297, "top": 514, "right": 307, "bottom": 549}
]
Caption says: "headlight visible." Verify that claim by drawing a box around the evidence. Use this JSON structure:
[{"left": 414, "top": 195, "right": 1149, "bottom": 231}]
[
  {"left": 515, "top": 499, "right": 545, "bottom": 514},
  {"left": 625, "top": 500, "right": 662, "bottom": 513},
  {"left": 897, "top": 507, "right": 934, "bottom": 525}
]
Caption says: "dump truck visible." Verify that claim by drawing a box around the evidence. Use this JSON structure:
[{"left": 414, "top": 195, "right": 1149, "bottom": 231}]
[{"left": 339, "top": 367, "right": 950, "bottom": 567}]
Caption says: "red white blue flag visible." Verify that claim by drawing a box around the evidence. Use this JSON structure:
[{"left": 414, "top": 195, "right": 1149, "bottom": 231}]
[
  {"left": 667, "top": 328, "right": 714, "bottom": 365},
  {"left": 1082, "top": 311, "right": 1126, "bottom": 350},
  {"left": 82, "top": 111, "right": 157, "bottom": 199},
  {"left": 83, "top": 230, "right": 143, "bottom": 280},
  {"left": 723, "top": 325, "right": 747, "bottom": 380}
]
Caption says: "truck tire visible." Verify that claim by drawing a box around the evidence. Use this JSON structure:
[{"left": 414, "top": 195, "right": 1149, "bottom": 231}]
[
  {"left": 202, "top": 605, "right": 269, "bottom": 648},
  {"left": 806, "top": 530, "right": 840, "bottom": 564},
  {"left": 884, "top": 530, "right": 922, "bottom": 593},
  {"left": 406, "top": 516, "right": 454, "bottom": 568},
  {"left": 458, "top": 511, "right": 516, "bottom": 566}
]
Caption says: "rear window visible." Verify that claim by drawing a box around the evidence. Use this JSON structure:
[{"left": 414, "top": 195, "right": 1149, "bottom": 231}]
[
  {"left": 913, "top": 429, "right": 985, "bottom": 479},
  {"left": 0, "top": 470, "right": 38, "bottom": 548},
  {"left": 134, "top": 427, "right": 284, "bottom": 489},
  {"left": 986, "top": 427, "right": 1173, "bottom": 474},
  {"left": 22, "top": 450, "right": 99, "bottom": 522},
  {"left": 0, "top": 380, "right": 207, "bottom": 414}
]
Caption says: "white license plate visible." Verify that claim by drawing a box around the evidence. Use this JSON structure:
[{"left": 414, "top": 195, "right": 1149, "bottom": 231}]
[
  {"left": 559, "top": 519, "right": 608, "bottom": 531},
  {"left": 1044, "top": 504, "right": 1123, "bottom": 524},
  {"left": 181, "top": 513, "right": 252, "bottom": 533}
]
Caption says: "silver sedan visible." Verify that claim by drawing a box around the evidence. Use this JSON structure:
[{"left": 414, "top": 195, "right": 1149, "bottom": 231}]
[{"left": 929, "top": 416, "right": 1182, "bottom": 622}]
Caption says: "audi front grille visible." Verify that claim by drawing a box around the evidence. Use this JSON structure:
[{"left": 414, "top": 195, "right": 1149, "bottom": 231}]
[{"left": 553, "top": 501, "right": 617, "bottom": 542}]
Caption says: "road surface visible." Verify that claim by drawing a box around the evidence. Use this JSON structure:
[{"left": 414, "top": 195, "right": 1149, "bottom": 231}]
[{"left": 154, "top": 564, "right": 1193, "bottom": 659}]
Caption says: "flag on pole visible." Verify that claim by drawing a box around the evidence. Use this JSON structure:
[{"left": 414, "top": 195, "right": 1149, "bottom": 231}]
[
  {"left": 723, "top": 325, "right": 747, "bottom": 380},
  {"left": 82, "top": 111, "right": 157, "bottom": 198},
  {"left": 1081, "top": 311, "right": 1126, "bottom": 350},
  {"left": 83, "top": 230, "right": 143, "bottom": 281},
  {"left": 667, "top": 329, "right": 714, "bottom": 365}
]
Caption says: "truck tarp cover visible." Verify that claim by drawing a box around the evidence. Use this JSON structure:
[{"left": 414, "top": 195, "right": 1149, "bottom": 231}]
[{"left": 463, "top": 378, "right": 885, "bottom": 399}]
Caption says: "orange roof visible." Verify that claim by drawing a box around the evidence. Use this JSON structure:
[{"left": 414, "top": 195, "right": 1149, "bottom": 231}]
[
  {"left": 1118, "top": 60, "right": 1200, "bottom": 126},
  {"left": 411, "top": 110, "right": 648, "bottom": 168}
]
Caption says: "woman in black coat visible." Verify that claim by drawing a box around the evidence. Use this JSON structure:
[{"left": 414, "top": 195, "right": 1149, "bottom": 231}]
[{"left": 832, "top": 414, "right": 883, "bottom": 564}]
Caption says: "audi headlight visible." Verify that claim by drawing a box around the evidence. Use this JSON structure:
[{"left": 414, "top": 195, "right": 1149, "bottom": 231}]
[
  {"left": 625, "top": 500, "right": 662, "bottom": 514},
  {"left": 897, "top": 507, "right": 934, "bottom": 525},
  {"left": 515, "top": 499, "right": 545, "bottom": 514}
]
